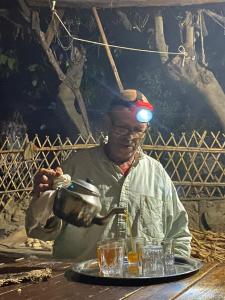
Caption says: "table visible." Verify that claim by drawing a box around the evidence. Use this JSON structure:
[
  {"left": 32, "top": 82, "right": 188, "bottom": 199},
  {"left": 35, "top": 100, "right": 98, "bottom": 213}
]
[{"left": 0, "top": 255, "right": 224, "bottom": 300}]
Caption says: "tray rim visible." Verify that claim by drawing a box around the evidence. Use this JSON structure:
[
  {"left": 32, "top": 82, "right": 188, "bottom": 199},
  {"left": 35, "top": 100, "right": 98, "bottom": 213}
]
[{"left": 70, "top": 256, "right": 204, "bottom": 283}]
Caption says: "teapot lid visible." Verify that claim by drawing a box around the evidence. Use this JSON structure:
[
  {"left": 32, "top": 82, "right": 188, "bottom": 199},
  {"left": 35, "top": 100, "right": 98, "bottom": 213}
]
[{"left": 66, "top": 179, "right": 100, "bottom": 197}]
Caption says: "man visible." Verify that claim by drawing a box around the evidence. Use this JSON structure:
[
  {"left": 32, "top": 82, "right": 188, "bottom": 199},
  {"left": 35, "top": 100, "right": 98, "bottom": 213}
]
[{"left": 26, "top": 89, "right": 191, "bottom": 261}]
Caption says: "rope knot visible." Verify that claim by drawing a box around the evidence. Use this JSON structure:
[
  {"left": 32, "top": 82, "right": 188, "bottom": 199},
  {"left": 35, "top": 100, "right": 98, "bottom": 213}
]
[{"left": 51, "top": 0, "right": 56, "bottom": 12}]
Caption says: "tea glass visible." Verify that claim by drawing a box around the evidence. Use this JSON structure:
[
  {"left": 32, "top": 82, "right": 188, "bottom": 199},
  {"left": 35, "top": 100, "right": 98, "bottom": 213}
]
[
  {"left": 142, "top": 237, "right": 175, "bottom": 276},
  {"left": 97, "top": 239, "right": 125, "bottom": 277},
  {"left": 161, "top": 238, "right": 175, "bottom": 266},
  {"left": 126, "top": 237, "right": 145, "bottom": 275},
  {"left": 149, "top": 238, "right": 175, "bottom": 265},
  {"left": 142, "top": 243, "right": 164, "bottom": 276}
]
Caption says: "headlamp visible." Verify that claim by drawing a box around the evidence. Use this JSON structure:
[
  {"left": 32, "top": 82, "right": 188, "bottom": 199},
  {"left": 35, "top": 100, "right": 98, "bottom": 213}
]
[
  {"left": 136, "top": 108, "right": 153, "bottom": 123},
  {"left": 112, "top": 89, "right": 154, "bottom": 123},
  {"left": 131, "top": 99, "right": 154, "bottom": 123}
]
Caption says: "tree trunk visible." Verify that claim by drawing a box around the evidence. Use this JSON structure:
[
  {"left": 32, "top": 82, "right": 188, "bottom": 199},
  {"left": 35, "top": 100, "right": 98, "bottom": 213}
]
[
  {"left": 57, "top": 84, "right": 89, "bottom": 138},
  {"left": 167, "top": 56, "right": 225, "bottom": 130},
  {"left": 30, "top": 9, "right": 91, "bottom": 138},
  {"left": 57, "top": 46, "right": 91, "bottom": 139},
  {"left": 155, "top": 10, "right": 225, "bottom": 130}
]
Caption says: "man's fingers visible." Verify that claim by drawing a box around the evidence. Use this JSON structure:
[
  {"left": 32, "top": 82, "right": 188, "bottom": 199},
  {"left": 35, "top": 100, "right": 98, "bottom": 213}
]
[
  {"left": 34, "top": 169, "right": 57, "bottom": 185},
  {"left": 38, "top": 167, "right": 63, "bottom": 177},
  {"left": 42, "top": 175, "right": 49, "bottom": 183},
  {"left": 55, "top": 167, "right": 63, "bottom": 177},
  {"left": 33, "top": 183, "right": 51, "bottom": 197},
  {"left": 39, "top": 168, "right": 57, "bottom": 177},
  {"left": 33, "top": 167, "right": 63, "bottom": 197},
  {"left": 39, "top": 183, "right": 52, "bottom": 192}
]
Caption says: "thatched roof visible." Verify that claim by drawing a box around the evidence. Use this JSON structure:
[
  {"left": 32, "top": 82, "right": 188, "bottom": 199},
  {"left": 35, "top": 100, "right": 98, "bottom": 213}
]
[{"left": 26, "top": 0, "right": 225, "bottom": 8}]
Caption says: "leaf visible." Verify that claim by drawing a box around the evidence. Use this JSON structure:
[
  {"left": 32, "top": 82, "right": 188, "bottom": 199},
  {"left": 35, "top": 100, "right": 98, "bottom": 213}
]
[
  {"left": 28, "top": 64, "right": 39, "bottom": 72},
  {"left": 32, "top": 80, "right": 38, "bottom": 87},
  {"left": 7, "top": 58, "right": 16, "bottom": 70},
  {"left": 0, "top": 54, "right": 8, "bottom": 65}
]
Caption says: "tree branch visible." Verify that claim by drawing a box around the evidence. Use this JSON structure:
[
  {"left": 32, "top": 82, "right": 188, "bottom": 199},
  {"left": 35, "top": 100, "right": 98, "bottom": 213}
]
[
  {"left": 184, "top": 12, "right": 195, "bottom": 53},
  {"left": 154, "top": 10, "right": 168, "bottom": 64},
  {"left": 12, "top": 4, "right": 91, "bottom": 136},
  {"left": 63, "top": 46, "right": 91, "bottom": 134},
  {"left": 32, "top": 10, "right": 66, "bottom": 81},
  {"left": 45, "top": 9, "right": 64, "bottom": 48},
  {"left": 116, "top": 10, "right": 132, "bottom": 31},
  {"left": 0, "top": 9, "right": 23, "bottom": 30},
  {"left": 18, "top": 0, "right": 31, "bottom": 23}
]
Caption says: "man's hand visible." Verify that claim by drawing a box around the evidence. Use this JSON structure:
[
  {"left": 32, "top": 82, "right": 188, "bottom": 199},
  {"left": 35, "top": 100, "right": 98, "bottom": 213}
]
[{"left": 33, "top": 167, "right": 63, "bottom": 197}]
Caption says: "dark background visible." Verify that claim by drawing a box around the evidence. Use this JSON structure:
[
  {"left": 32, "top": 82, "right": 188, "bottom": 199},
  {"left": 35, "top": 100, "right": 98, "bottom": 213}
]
[{"left": 1, "top": 2, "right": 225, "bottom": 141}]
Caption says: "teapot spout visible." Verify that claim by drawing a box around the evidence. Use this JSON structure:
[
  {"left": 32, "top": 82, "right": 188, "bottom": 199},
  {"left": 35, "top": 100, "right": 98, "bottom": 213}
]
[{"left": 92, "top": 207, "right": 126, "bottom": 225}]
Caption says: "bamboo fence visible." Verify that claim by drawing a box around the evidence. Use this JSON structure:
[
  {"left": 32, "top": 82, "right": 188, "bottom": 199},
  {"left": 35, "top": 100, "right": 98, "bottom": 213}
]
[{"left": 0, "top": 130, "right": 224, "bottom": 214}]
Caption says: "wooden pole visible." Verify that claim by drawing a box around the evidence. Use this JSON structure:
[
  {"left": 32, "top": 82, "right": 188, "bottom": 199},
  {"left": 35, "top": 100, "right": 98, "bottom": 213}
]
[
  {"left": 92, "top": 7, "right": 124, "bottom": 92},
  {"left": 27, "top": 0, "right": 225, "bottom": 9}
]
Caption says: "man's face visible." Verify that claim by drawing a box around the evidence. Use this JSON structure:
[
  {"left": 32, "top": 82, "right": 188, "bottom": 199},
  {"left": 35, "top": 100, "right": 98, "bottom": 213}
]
[{"left": 106, "top": 106, "right": 148, "bottom": 163}]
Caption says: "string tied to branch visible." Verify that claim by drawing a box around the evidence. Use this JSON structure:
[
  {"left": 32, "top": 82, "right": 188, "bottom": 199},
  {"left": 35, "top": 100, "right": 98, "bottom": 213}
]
[
  {"left": 51, "top": 7, "right": 187, "bottom": 61},
  {"left": 51, "top": 0, "right": 56, "bottom": 12},
  {"left": 178, "top": 45, "right": 188, "bottom": 67}
]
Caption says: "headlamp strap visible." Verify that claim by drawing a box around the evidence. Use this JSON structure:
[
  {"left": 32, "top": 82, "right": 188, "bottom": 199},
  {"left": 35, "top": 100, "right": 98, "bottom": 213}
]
[
  {"left": 134, "top": 90, "right": 154, "bottom": 111},
  {"left": 136, "top": 90, "right": 143, "bottom": 101}
]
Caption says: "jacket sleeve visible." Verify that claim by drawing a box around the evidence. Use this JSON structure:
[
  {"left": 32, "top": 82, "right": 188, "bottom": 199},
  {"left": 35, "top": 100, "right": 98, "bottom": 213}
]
[
  {"left": 25, "top": 190, "right": 63, "bottom": 241},
  {"left": 163, "top": 172, "right": 192, "bottom": 257},
  {"left": 25, "top": 174, "right": 71, "bottom": 241}
]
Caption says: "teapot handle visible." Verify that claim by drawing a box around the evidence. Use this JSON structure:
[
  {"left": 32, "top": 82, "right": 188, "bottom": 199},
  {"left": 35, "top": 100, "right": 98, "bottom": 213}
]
[{"left": 92, "top": 207, "right": 126, "bottom": 225}]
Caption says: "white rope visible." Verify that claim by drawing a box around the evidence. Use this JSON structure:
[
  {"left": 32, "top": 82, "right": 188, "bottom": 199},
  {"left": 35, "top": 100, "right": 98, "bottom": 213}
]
[{"left": 51, "top": 9, "right": 187, "bottom": 58}]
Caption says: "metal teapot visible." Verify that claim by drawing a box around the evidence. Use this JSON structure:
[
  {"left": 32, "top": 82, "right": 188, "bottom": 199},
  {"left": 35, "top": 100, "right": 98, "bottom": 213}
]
[{"left": 53, "top": 179, "right": 125, "bottom": 227}]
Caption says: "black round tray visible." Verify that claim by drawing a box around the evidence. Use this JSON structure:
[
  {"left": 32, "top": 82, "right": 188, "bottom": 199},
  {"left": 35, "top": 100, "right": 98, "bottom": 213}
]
[{"left": 66, "top": 256, "right": 204, "bottom": 286}]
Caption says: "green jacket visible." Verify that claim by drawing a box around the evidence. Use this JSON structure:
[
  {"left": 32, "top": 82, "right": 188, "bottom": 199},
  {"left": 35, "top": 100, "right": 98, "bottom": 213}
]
[{"left": 26, "top": 145, "right": 191, "bottom": 261}]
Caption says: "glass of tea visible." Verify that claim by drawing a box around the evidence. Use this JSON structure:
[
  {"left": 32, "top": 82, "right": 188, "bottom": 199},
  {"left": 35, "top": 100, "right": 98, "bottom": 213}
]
[
  {"left": 97, "top": 239, "right": 125, "bottom": 277},
  {"left": 125, "top": 236, "right": 145, "bottom": 275}
]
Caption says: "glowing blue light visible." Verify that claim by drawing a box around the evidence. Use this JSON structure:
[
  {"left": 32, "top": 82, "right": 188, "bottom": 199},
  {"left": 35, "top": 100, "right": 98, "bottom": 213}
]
[{"left": 136, "top": 109, "right": 153, "bottom": 123}]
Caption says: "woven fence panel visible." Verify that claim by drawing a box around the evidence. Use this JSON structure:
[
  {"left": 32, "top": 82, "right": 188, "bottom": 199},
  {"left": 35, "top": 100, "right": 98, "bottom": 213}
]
[
  {"left": 144, "top": 130, "right": 225, "bottom": 200},
  {"left": 0, "top": 131, "right": 224, "bottom": 213}
]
